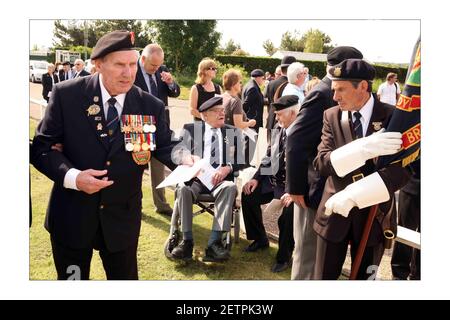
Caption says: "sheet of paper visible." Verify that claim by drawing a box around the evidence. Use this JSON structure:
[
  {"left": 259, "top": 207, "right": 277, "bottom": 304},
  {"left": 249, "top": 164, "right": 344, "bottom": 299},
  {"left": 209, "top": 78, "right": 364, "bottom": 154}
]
[
  {"left": 263, "top": 199, "right": 284, "bottom": 216},
  {"left": 197, "top": 162, "right": 219, "bottom": 191},
  {"left": 156, "top": 158, "right": 208, "bottom": 189},
  {"left": 243, "top": 127, "right": 258, "bottom": 142}
]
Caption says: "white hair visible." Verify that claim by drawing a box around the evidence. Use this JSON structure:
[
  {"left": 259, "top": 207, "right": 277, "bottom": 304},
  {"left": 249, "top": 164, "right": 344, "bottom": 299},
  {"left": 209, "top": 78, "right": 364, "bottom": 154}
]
[
  {"left": 287, "top": 62, "right": 305, "bottom": 84},
  {"left": 74, "top": 58, "right": 84, "bottom": 66}
]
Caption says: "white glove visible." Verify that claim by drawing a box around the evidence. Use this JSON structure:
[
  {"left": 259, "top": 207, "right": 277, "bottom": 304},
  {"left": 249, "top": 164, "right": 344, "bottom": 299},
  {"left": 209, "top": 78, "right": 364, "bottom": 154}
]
[
  {"left": 324, "top": 172, "right": 390, "bottom": 218},
  {"left": 330, "top": 129, "right": 402, "bottom": 177}
]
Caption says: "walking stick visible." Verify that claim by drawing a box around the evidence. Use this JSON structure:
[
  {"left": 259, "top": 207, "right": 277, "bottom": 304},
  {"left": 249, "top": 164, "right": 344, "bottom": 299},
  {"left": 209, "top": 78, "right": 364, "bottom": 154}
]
[{"left": 349, "top": 204, "right": 379, "bottom": 280}]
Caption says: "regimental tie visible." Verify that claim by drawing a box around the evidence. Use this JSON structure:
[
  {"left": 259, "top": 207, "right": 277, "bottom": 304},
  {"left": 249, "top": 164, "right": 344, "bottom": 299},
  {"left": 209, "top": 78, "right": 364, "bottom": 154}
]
[
  {"left": 353, "top": 111, "right": 363, "bottom": 139},
  {"left": 210, "top": 128, "right": 220, "bottom": 168},
  {"left": 106, "top": 97, "right": 119, "bottom": 142},
  {"left": 148, "top": 74, "right": 158, "bottom": 97},
  {"left": 274, "top": 128, "right": 287, "bottom": 183}
]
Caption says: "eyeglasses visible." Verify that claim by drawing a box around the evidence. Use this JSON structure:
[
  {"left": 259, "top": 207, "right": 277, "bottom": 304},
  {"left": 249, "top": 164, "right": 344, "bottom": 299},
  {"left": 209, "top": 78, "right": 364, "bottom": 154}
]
[{"left": 208, "top": 67, "right": 217, "bottom": 71}]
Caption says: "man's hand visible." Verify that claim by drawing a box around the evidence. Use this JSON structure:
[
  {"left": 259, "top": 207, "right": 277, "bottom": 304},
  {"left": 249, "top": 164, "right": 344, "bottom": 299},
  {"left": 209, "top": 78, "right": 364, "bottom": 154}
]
[
  {"left": 212, "top": 166, "right": 231, "bottom": 186},
  {"left": 243, "top": 179, "right": 259, "bottom": 195},
  {"left": 51, "top": 143, "right": 63, "bottom": 152},
  {"left": 248, "top": 119, "right": 257, "bottom": 127},
  {"left": 160, "top": 71, "right": 174, "bottom": 85},
  {"left": 287, "top": 194, "right": 307, "bottom": 209},
  {"left": 324, "top": 190, "right": 356, "bottom": 218},
  {"left": 280, "top": 193, "right": 294, "bottom": 207},
  {"left": 76, "top": 169, "right": 114, "bottom": 194}
]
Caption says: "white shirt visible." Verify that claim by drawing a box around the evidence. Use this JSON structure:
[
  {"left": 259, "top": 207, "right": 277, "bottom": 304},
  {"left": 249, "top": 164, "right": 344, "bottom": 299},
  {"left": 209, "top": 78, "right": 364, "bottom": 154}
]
[
  {"left": 282, "top": 83, "right": 305, "bottom": 104},
  {"left": 63, "top": 74, "right": 127, "bottom": 190},
  {"left": 377, "top": 81, "right": 400, "bottom": 106},
  {"left": 351, "top": 94, "right": 374, "bottom": 138},
  {"left": 203, "top": 122, "right": 223, "bottom": 165}
]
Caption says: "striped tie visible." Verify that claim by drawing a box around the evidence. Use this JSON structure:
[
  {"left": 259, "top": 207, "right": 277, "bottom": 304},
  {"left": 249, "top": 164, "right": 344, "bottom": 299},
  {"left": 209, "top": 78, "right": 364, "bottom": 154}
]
[
  {"left": 106, "top": 97, "right": 119, "bottom": 142},
  {"left": 353, "top": 111, "right": 363, "bottom": 139},
  {"left": 210, "top": 128, "right": 220, "bottom": 168}
]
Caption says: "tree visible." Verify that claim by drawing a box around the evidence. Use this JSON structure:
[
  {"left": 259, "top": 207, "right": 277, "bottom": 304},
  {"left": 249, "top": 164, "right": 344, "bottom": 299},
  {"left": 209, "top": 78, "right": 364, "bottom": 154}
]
[
  {"left": 302, "top": 29, "right": 334, "bottom": 53},
  {"left": 92, "top": 20, "right": 152, "bottom": 49},
  {"left": 222, "top": 39, "right": 240, "bottom": 55},
  {"left": 279, "top": 30, "right": 304, "bottom": 52},
  {"left": 149, "top": 20, "right": 221, "bottom": 73},
  {"left": 262, "top": 39, "right": 277, "bottom": 56},
  {"left": 231, "top": 48, "right": 249, "bottom": 56}
]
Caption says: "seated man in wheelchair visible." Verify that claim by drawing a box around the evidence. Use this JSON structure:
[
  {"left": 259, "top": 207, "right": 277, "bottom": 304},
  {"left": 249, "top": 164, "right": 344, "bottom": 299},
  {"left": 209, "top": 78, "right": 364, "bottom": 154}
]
[{"left": 168, "top": 96, "right": 245, "bottom": 262}]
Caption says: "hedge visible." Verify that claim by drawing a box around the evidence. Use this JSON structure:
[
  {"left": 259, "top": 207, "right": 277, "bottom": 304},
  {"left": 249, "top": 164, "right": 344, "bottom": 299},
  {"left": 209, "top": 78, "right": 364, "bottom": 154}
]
[{"left": 215, "top": 55, "right": 408, "bottom": 81}]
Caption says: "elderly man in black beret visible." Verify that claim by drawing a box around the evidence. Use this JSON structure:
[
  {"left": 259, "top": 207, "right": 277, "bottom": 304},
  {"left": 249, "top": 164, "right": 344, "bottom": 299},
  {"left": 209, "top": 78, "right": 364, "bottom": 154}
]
[
  {"left": 242, "top": 69, "right": 265, "bottom": 132},
  {"left": 167, "top": 96, "right": 245, "bottom": 262},
  {"left": 242, "top": 95, "right": 299, "bottom": 273},
  {"left": 31, "top": 30, "right": 190, "bottom": 280},
  {"left": 312, "top": 59, "right": 410, "bottom": 279},
  {"left": 285, "top": 46, "right": 366, "bottom": 280}
]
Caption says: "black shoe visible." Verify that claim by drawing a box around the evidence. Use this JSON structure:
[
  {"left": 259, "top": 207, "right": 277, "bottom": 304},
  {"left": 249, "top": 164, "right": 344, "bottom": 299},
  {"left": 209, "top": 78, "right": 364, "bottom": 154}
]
[
  {"left": 164, "top": 230, "right": 180, "bottom": 258},
  {"left": 203, "top": 240, "right": 230, "bottom": 262},
  {"left": 156, "top": 208, "right": 173, "bottom": 216},
  {"left": 244, "top": 239, "right": 269, "bottom": 252},
  {"left": 271, "top": 261, "right": 289, "bottom": 273},
  {"left": 171, "top": 239, "right": 193, "bottom": 260}
]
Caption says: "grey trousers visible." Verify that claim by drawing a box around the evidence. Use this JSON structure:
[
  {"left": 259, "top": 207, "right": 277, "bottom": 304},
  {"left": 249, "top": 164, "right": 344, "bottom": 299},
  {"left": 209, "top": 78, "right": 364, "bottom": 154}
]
[
  {"left": 291, "top": 204, "right": 317, "bottom": 280},
  {"left": 173, "top": 180, "right": 237, "bottom": 235},
  {"left": 150, "top": 158, "right": 172, "bottom": 212}
]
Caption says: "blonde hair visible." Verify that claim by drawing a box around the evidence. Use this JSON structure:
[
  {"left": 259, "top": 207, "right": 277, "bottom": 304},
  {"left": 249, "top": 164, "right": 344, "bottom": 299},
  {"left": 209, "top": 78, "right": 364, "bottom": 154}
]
[
  {"left": 305, "top": 76, "right": 320, "bottom": 94},
  {"left": 222, "top": 69, "right": 242, "bottom": 91},
  {"left": 195, "top": 58, "right": 217, "bottom": 85}
]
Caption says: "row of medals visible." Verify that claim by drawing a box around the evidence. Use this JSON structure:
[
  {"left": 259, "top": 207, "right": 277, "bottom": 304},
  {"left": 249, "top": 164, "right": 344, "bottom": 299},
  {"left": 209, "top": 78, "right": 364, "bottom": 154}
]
[{"left": 120, "top": 115, "right": 156, "bottom": 152}]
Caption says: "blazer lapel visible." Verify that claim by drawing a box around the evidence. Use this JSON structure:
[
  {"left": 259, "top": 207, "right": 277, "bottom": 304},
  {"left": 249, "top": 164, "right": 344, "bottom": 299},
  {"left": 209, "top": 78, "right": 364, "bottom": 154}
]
[
  {"left": 81, "top": 74, "right": 109, "bottom": 151},
  {"left": 367, "top": 95, "right": 388, "bottom": 136}
]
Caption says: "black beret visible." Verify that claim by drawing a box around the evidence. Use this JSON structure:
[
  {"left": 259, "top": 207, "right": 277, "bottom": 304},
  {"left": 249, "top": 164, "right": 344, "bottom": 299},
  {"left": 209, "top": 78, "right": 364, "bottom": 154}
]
[
  {"left": 329, "top": 59, "right": 376, "bottom": 81},
  {"left": 280, "top": 55, "right": 297, "bottom": 68},
  {"left": 327, "top": 46, "right": 363, "bottom": 66},
  {"left": 251, "top": 69, "right": 264, "bottom": 77},
  {"left": 272, "top": 95, "right": 299, "bottom": 111},
  {"left": 199, "top": 96, "right": 223, "bottom": 112},
  {"left": 91, "top": 30, "right": 136, "bottom": 60},
  {"left": 62, "top": 61, "right": 71, "bottom": 66}
]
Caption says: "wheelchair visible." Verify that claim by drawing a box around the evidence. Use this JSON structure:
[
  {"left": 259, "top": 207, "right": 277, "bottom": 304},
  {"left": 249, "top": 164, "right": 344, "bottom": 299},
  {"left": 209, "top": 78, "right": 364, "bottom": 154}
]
[{"left": 164, "top": 181, "right": 241, "bottom": 261}]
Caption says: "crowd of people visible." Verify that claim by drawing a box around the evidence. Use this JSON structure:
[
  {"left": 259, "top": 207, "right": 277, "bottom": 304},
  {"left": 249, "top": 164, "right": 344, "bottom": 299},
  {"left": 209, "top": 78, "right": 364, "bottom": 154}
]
[{"left": 31, "top": 30, "right": 419, "bottom": 280}]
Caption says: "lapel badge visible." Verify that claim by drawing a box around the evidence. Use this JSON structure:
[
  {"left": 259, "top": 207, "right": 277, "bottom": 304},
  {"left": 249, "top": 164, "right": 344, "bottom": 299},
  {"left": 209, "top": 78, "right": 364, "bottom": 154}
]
[
  {"left": 333, "top": 67, "right": 341, "bottom": 77},
  {"left": 97, "top": 123, "right": 103, "bottom": 131},
  {"left": 95, "top": 116, "right": 102, "bottom": 121},
  {"left": 372, "top": 122, "right": 383, "bottom": 131},
  {"left": 87, "top": 104, "right": 101, "bottom": 116},
  {"left": 93, "top": 96, "right": 99, "bottom": 103}
]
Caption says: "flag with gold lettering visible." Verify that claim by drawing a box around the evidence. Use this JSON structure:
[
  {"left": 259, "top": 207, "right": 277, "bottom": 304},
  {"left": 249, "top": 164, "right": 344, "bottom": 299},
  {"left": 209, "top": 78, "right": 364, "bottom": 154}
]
[{"left": 378, "top": 37, "right": 421, "bottom": 168}]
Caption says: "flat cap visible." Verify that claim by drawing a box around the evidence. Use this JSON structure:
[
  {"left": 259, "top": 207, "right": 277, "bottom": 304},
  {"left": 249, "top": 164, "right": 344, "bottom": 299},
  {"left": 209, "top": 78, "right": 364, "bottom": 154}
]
[
  {"left": 251, "top": 69, "right": 264, "bottom": 77},
  {"left": 329, "top": 59, "right": 376, "bottom": 81},
  {"left": 327, "top": 46, "right": 363, "bottom": 66},
  {"left": 272, "top": 95, "right": 299, "bottom": 111},
  {"left": 280, "top": 55, "right": 297, "bottom": 68},
  {"left": 91, "top": 30, "right": 136, "bottom": 60},
  {"left": 199, "top": 96, "right": 223, "bottom": 112}
]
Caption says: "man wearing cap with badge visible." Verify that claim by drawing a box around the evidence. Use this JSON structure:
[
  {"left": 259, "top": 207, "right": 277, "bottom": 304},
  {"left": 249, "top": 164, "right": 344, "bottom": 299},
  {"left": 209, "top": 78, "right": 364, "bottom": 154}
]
[
  {"left": 135, "top": 43, "right": 181, "bottom": 217},
  {"left": 242, "top": 69, "right": 265, "bottom": 132},
  {"left": 58, "top": 61, "right": 73, "bottom": 81},
  {"left": 265, "top": 55, "right": 297, "bottom": 131},
  {"left": 31, "top": 30, "right": 184, "bottom": 280},
  {"left": 312, "top": 58, "right": 411, "bottom": 279},
  {"left": 242, "top": 95, "right": 299, "bottom": 273},
  {"left": 168, "top": 96, "right": 245, "bottom": 262},
  {"left": 285, "top": 46, "right": 366, "bottom": 280}
]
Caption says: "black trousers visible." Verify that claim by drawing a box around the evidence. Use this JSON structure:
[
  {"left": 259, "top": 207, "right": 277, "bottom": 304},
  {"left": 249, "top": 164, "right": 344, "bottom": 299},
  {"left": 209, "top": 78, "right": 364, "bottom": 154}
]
[
  {"left": 314, "top": 231, "right": 384, "bottom": 280},
  {"left": 50, "top": 225, "right": 138, "bottom": 280},
  {"left": 241, "top": 185, "right": 295, "bottom": 263},
  {"left": 391, "top": 189, "right": 421, "bottom": 280}
]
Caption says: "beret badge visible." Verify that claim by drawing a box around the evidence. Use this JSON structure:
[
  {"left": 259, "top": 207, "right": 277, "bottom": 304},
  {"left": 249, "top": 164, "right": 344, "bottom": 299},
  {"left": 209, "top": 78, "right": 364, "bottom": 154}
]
[{"left": 333, "top": 67, "right": 341, "bottom": 77}]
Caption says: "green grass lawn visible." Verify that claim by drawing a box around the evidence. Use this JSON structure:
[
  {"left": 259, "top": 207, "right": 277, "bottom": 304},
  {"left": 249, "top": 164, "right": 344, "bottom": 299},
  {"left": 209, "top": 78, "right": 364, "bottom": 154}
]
[{"left": 30, "top": 118, "right": 290, "bottom": 280}]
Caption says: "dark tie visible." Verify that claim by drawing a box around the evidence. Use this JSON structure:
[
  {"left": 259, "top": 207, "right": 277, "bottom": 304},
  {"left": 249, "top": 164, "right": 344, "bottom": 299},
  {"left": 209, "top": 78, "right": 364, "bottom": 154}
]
[
  {"left": 148, "top": 74, "right": 158, "bottom": 97},
  {"left": 274, "top": 129, "right": 287, "bottom": 183},
  {"left": 210, "top": 128, "right": 220, "bottom": 168},
  {"left": 65, "top": 72, "right": 68, "bottom": 80},
  {"left": 353, "top": 111, "right": 363, "bottom": 139},
  {"left": 106, "top": 97, "right": 119, "bottom": 141}
]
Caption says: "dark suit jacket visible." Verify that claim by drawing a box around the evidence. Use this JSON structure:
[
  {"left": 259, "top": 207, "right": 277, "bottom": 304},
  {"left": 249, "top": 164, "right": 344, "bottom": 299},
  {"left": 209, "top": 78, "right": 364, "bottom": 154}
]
[
  {"left": 252, "top": 126, "right": 285, "bottom": 197},
  {"left": 42, "top": 72, "right": 59, "bottom": 100},
  {"left": 74, "top": 69, "right": 90, "bottom": 78},
  {"left": 242, "top": 79, "right": 264, "bottom": 129},
  {"left": 313, "top": 96, "right": 411, "bottom": 245},
  {"left": 31, "top": 74, "right": 177, "bottom": 252},
  {"left": 285, "top": 76, "right": 335, "bottom": 209},
  {"left": 173, "top": 122, "right": 245, "bottom": 182},
  {"left": 264, "top": 75, "right": 288, "bottom": 129}
]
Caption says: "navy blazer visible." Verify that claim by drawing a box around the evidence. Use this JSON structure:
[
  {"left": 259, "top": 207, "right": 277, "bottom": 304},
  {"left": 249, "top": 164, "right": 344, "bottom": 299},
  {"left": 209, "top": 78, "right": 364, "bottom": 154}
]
[
  {"left": 31, "top": 73, "right": 177, "bottom": 252},
  {"left": 242, "top": 79, "right": 264, "bottom": 129}
]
